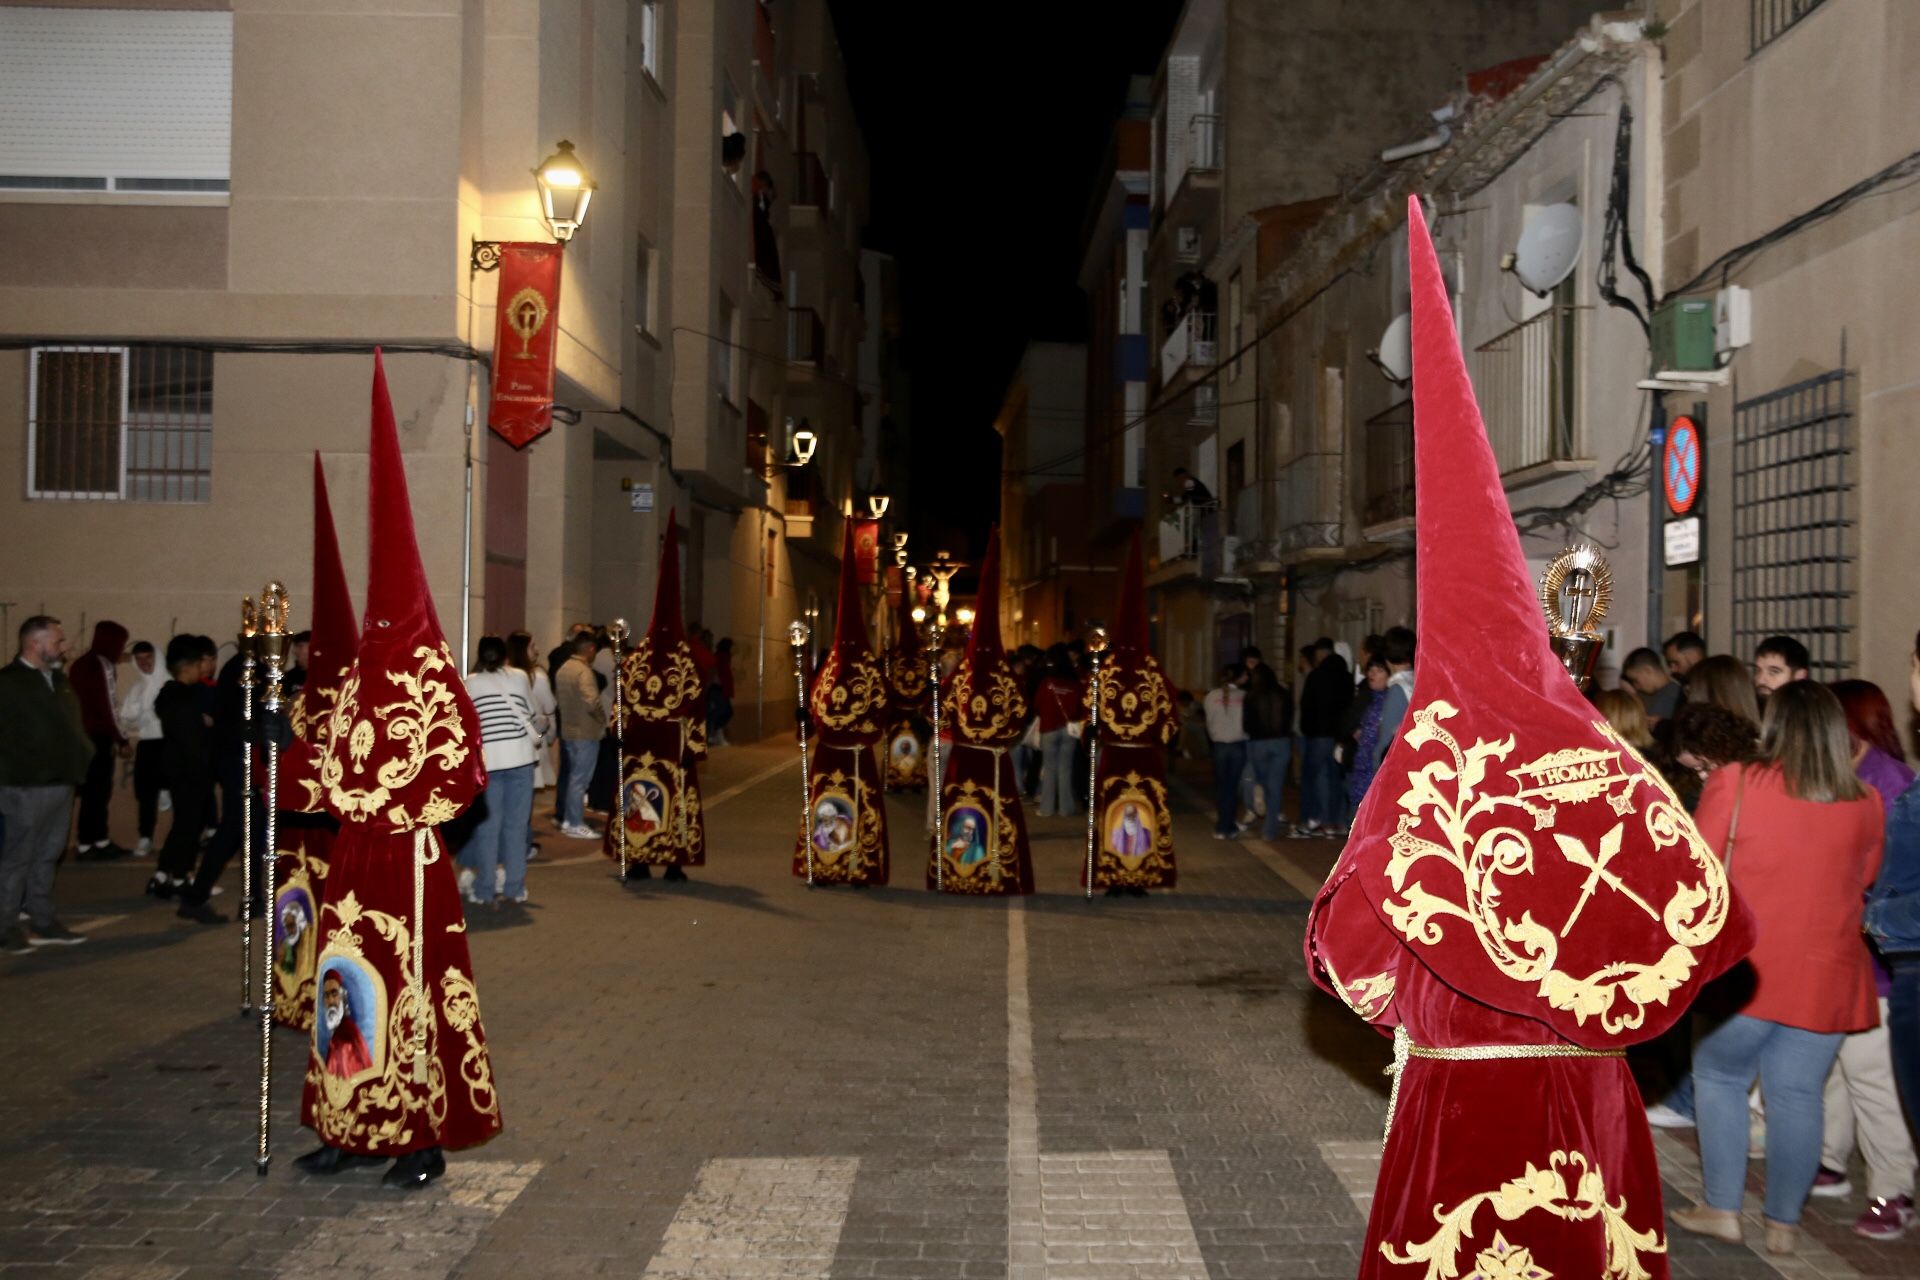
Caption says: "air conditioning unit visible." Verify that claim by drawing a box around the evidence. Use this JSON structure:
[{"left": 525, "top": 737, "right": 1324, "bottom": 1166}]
[{"left": 1652, "top": 297, "right": 1717, "bottom": 372}]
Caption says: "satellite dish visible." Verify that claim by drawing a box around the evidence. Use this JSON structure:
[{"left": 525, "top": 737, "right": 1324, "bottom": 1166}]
[
  {"left": 1512, "top": 203, "right": 1583, "bottom": 294},
  {"left": 1373, "top": 312, "right": 1412, "bottom": 384}
]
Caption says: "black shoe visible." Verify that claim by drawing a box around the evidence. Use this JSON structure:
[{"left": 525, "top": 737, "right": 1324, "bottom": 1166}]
[
  {"left": 1104, "top": 886, "right": 1125, "bottom": 898},
  {"left": 176, "top": 900, "right": 228, "bottom": 925},
  {"left": 2, "top": 925, "right": 33, "bottom": 955},
  {"left": 624, "top": 863, "right": 652, "bottom": 881},
  {"left": 663, "top": 865, "right": 688, "bottom": 883},
  {"left": 382, "top": 1146, "right": 446, "bottom": 1190},
  {"left": 78, "top": 841, "right": 132, "bottom": 861},
  {"left": 293, "top": 1145, "right": 385, "bottom": 1176},
  {"left": 145, "top": 874, "right": 178, "bottom": 900},
  {"left": 26, "top": 918, "right": 86, "bottom": 946}
]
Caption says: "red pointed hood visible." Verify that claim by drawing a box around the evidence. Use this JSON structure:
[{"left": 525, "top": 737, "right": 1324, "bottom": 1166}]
[
  {"left": 306, "top": 453, "right": 358, "bottom": 704},
  {"left": 950, "top": 527, "right": 1026, "bottom": 745},
  {"left": 317, "top": 351, "right": 485, "bottom": 831},
  {"left": 649, "top": 513, "right": 686, "bottom": 646},
  {"left": 964, "top": 527, "right": 1006, "bottom": 668},
  {"left": 830, "top": 518, "right": 870, "bottom": 653},
  {"left": 1318, "top": 200, "right": 1754, "bottom": 1047},
  {"left": 1112, "top": 532, "right": 1149, "bottom": 655}
]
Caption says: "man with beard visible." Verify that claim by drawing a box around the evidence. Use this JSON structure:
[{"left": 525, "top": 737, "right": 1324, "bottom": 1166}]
[{"left": 320, "top": 971, "right": 373, "bottom": 1079}]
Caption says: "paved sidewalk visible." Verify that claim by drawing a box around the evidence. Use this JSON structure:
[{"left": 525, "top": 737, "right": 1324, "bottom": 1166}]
[{"left": 0, "top": 740, "right": 1914, "bottom": 1277}]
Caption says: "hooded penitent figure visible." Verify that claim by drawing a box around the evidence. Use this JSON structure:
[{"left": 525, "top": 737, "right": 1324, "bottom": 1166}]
[
  {"left": 794, "top": 520, "right": 890, "bottom": 885},
  {"left": 604, "top": 514, "right": 708, "bottom": 878},
  {"left": 1087, "top": 534, "right": 1178, "bottom": 893},
  {"left": 929, "top": 528, "right": 1034, "bottom": 894},
  {"left": 273, "top": 454, "right": 355, "bottom": 1032},
  {"left": 1304, "top": 200, "right": 1754, "bottom": 1279},
  {"left": 884, "top": 575, "right": 929, "bottom": 791},
  {"left": 298, "top": 353, "right": 500, "bottom": 1189}
]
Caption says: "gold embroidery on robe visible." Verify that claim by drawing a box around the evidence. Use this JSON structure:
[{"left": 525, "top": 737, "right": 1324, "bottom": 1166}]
[
  {"left": 320, "top": 644, "right": 471, "bottom": 830},
  {"left": 1381, "top": 1150, "right": 1662, "bottom": 1280},
  {"left": 1380, "top": 701, "right": 1733, "bottom": 1034},
  {"left": 939, "top": 778, "right": 1022, "bottom": 891}
]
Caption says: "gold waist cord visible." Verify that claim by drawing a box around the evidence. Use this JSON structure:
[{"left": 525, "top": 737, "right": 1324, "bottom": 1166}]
[{"left": 1382, "top": 1025, "right": 1623, "bottom": 1144}]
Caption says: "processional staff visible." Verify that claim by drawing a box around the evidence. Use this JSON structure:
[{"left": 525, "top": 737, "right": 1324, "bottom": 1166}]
[
  {"left": 790, "top": 620, "right": 814, "bottom": 886},
  {"left": 255, "top": 581, "right": 291, "bottom": 1175},
  {"left": 925, "top": 620, "right": 946, "bottom": 892},
  {"left": 607, "top": 618, "right": 630, "bottom": 882},
  {"left": 238, "top": 597, "right": 258, "bottom": 1017},
  {"left": 1083, "top": 627, "right": 1109, "bottom": 901}
]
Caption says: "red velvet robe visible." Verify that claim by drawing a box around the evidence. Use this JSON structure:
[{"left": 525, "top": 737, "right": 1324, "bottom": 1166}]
[
  {"left": 604, "top": 638, "right": 708, "bottom": 868},
  {"left": 794, "top": 643, "right": 889, "bottom": 886},
  {"left": 883, "top": 641, "right": 929, "bottom": 792},
  {"left": 1086, "top": 654, "right": 1178, "bottom": 891},
  {"left": 928, "top": 661, "right": 1034, "bottom": 894}
]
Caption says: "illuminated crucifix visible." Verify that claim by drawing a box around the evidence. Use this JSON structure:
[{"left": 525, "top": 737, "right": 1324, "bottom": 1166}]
[{"left": 926, "top": 550, "right": 964, "bottom": 626}]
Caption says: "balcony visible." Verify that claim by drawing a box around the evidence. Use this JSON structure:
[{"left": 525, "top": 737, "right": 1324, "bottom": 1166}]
[
  {"left": 793, "top": 151, "right": 829, "bottom": 209},
  {"left": 1264, "top": 453, "right": 1346, "bottom": 558},
  {"left": 1188, "top": 114, "right": 1222, "bottom": 178},
  {"left": 1154, "top": 501, "right": 1218, "bottom": 576},
  {"left": 787, "top": 306, "right": 824, "bottom": 366},
  {"left": 1158, "top": 310, "right": 1216, "bottom": 385},
  {"left": 1361, "top": 398, "right": 1414, "bottom": 539},
  {"left": 1189, "top": 382, "right": 1218, "bottom": 426},
  {"left": 1470, "top": 306, "right": 1585, "bottom": 481}
]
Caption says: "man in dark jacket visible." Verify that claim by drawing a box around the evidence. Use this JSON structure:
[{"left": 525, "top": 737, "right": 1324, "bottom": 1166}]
[
  {"left": 68, "top": 619, "right": 131, "bottom": 860},
  {"left": 150, "top": 634, "right": 216, "bottom": 909},
  {"left": 0, "top": 616, "right": 94, "bottom": 952},
  {"left": 1296, "top": 637, "right": 1351, "bottom": 837}
]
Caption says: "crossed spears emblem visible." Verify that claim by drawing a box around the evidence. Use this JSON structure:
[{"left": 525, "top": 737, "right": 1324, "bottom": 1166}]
[{"left": 1552, "top": 823, "right": 1657, "bottom": 939}]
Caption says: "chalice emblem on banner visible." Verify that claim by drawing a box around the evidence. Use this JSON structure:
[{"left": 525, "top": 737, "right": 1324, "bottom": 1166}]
[{"left": 506, "top": 286, "right": 550, "bottom": 357}]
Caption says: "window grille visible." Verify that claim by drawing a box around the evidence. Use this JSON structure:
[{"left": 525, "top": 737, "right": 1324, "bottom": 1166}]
[
  {"left": 1731, "top": 367, "right": 1854, "bottom": 678},
  {"left": 1751, "top": 0, "right": 1829, "bottom": 56},
  {"left": 28, "top": 346, "right": 213, "bottom": 503}
]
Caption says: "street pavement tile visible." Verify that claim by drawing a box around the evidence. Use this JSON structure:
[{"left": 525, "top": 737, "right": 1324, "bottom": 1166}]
[{"left": 3, "top": 744, "right": 1917, "bottom": 1276}]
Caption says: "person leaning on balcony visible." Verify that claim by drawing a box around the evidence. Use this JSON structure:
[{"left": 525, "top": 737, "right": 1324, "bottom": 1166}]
[
  {"left": 1673, "top": 681, "right": 1884, "bottom": 1256},
  {"left": 1201, "top": 665, "right": 1248, "bottom": 839},
  {"left": 1168, "top": 468, "right": 1213, "bottom": 507}
]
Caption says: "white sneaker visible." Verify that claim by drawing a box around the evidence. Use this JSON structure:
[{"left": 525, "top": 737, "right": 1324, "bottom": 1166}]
[
  {"left": 158, "top": 790, "right": 173, "bottom": 812},
  {"left": 457, "top": 867, "right": 476, "bottom": 896},
  {"left": 1644, "top": 1103, "right": 1694, "bottom": 1130},
  {"left": 560, "top": 823, "right": 599, "bottom": 840},
  {"left": 134, "top": 837, "right": 152, "bottom": 857},
  {"left": 495, "top": 865, "right": 506, "bottom": 894}
]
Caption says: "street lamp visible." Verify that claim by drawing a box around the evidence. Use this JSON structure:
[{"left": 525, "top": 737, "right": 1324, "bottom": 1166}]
[
  {"left": 868, "top": 491, "right": 890, "bottom": 519},
  {"left": 471, "top": 140, "right": 598, "bottom": 271},
  {"left": 791, "top": 425, "right": 819, "bottom": 467},
  {"left": 534, "top": 140, "right": 596, "bottom": 241}
]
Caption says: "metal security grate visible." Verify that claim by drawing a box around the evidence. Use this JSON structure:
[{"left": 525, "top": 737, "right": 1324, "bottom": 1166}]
[
  {"left": 27, "top": 345, "right": 213, "bottom": 502},
  {"left": 1751, "top": 0, "right": 1829, "bottom": 56},
  {"left": 1731, "top": 367, "right": 1853, "bottom": 678}
]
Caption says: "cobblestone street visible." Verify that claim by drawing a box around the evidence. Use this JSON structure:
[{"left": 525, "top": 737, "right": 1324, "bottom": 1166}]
[{"left": 3, "top": 740, "right": 1916, "bottom": 1279}]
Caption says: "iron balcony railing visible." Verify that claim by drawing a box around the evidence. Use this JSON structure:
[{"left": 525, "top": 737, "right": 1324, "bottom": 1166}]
[
  {"left": 1266, "top": 453, "right": 1346, "bottom": 555},
  {"left": 1190, "top": 382, "right": 1218, "bottom": 426},
  {"left": 1156, "top": 501, "right": 1218, "bottom": 567},
  {"left": 787, "top": 306, "right": 824, "bottom": 364},
  {"left": 1187, "top": 114, "right": 1222, "bottom": 176},
  {"left": 1469, "top": 305, "right": 1580, "bottom": 477},
  {"left": 1751, "top": 0, "right": 1828, "bottom": 55},
  {"left": 1158, "top": 310, "right": 1217, "bottom": 384},
  {"left": 1362, "top": 398, "right": 1415, "bottom": 530}
]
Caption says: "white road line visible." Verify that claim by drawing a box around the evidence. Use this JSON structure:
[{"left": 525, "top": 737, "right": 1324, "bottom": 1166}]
[
  {"left": 1038, "top": 1151, "right": 1208, "bottom": 1277},
  {"left": 641, "top": 1157, "right": 858, "bottom": 1278},
  {"left": 542, "top": 755, "right": 800, "bottom": 867},
  {"left": 274, "top": 1159, "right": 542, "bottom": 1279},
  {"left": 1242, "top": 839, "right": 1329, "bottom": 899},
  {"left": 71, "top": 913, "right": 129, "bottom": 933},
  {"left": 1008, "top": 900, "right": 1045, "bottom": 1279},
  {"left": 1650, "top": 1130, "right": 1860, "bottom": 1279},
  {"left": 1317, "top": 1138, "right": 1381, "bottom": 1220}
]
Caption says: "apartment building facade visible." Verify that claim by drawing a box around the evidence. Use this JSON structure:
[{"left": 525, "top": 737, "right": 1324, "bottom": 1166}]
[
  {"left": 1654, "top": 0, "right": 1920, "bottom": 704},
  {"left": 0, "top": 0, "right": 879, "bottom": 737},
  {"left": 995, "top": 342, "right": 1104, "bottom": 648},
  {"left": 1135, "top": 0, "right": 1613, "bottom": 692}
]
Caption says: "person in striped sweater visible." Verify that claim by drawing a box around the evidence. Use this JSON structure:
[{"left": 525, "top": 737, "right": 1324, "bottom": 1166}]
[{"left": 461, "top": 635, "right": 540, "bottom": 909}]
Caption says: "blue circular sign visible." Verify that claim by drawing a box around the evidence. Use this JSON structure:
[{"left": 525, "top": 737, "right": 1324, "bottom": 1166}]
[{"left": 1664, "top": 417, "right": 1701, "bottom": 516}]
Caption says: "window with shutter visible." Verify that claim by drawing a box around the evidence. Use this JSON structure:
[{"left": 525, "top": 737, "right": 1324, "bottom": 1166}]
[
  {"left": 28, "top": 346, "right": 213, "bottom": 502},
  {"left": 0, "top": 8, "right": 232, "bottom": 195}
]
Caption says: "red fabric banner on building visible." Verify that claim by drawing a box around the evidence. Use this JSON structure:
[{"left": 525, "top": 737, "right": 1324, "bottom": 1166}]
[
  {"left": 487, "top": 242, "right": 564, "bottom": 448},
  {"left": 853, "top": 519, "right": 882, "bottom": 584}
]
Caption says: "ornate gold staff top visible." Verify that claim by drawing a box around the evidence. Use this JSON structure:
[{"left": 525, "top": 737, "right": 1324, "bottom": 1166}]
[
  {"left": 607, "top": 617, "right": 630, "bottom": 880},
  {"left": 1539, "top": 544, "right": 1610, "bottom": 693}
]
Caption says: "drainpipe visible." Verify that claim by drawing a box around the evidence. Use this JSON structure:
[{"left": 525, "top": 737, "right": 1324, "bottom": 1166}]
[{"left": 1380, "top": 106, "right": 1455, "bottom": 164}]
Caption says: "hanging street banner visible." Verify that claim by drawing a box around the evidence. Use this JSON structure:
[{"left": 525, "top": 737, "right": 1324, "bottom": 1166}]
[
  {"left": 853, "top": 519, "right": 883, "bottom": 584},
  {"left": 488, "top": 242, "right": 564, "bottom": 448}
]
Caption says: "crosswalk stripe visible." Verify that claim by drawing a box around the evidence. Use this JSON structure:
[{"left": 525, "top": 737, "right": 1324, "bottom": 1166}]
[
  {"left": 641, "top": 1157, "right": 858, "bottom": 1278},
  {"left": 274, "top": 1159, "right": 542, "bottom": 1279}
]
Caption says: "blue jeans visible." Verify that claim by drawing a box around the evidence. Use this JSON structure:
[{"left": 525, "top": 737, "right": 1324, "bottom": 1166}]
[
  {"left": 560, "top": 738, "right": 599, "bottom": 829},
  {"left": 463, "top": 764, "right": 533, "bottom": 901},
  {"left": 1890, "top": 958, "right": 1920, "bottom": 1151},
  {"left": 1211, "top": 740, "right": 1247, "bottom": 835},
  {"left": 1300, "top": 736, "right": 1338, "bottom": 827},
  {"left": 1692, "top": 1013, "right": 1844, "bottom": 1223},
  {"left": 1247, "top": 737, "right": 1292, "bottom": 839},
  {"left": 1038, "top": 728, "right": 1076, "bottom": 817}
]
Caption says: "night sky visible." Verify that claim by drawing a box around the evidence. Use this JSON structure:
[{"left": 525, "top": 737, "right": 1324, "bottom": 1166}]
[{"left": 830, "top": 1, "right": 1184, "bottom": 566}]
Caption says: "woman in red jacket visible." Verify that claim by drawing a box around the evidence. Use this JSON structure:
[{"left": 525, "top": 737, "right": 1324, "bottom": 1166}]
[{"left": 1673, "top": 680, "right": 1885, "bottom": 1255}]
